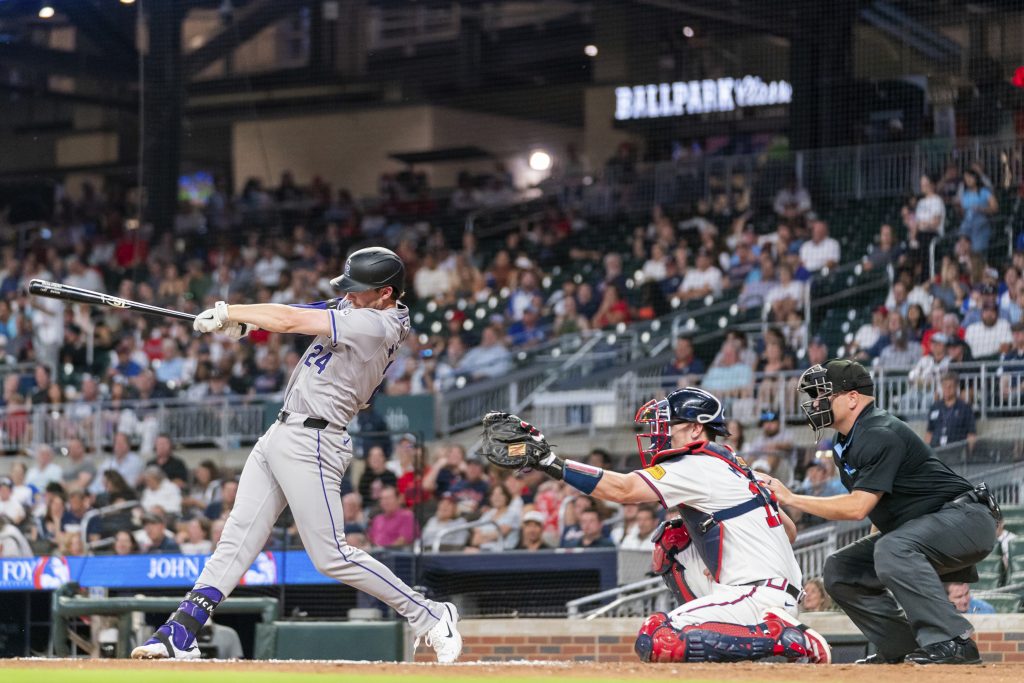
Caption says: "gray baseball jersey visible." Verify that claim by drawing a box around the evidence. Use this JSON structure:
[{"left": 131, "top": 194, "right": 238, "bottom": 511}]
[
  {"left": 188, "top": 300, "right": 444, "bottom": 639},
  {"left": 282, "top": 303, "right": 410, "bottom": 427}
]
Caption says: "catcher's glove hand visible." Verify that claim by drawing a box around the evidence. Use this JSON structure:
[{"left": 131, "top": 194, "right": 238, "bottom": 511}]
[{"left": 480, "top": 411, "right": 564, "bottom": 480}]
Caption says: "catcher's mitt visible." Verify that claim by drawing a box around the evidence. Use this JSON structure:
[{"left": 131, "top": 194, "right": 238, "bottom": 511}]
[{"left": 480, "top": 411, "right": 552, "bottom": 470}]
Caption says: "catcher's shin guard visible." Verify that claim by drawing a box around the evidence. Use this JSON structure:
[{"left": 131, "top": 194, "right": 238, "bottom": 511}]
[{"left": 635, "top": 611, "right": 830, "bottom": 664}]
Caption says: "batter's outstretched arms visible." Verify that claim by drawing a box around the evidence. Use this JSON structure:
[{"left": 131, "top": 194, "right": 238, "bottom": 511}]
[{"left": 196, "top": 302, "right": 334, "bottom": 336}]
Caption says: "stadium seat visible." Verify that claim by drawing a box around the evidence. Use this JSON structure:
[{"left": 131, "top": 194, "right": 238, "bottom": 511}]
[
  {"left": 975, "top": 593, "right": 1022, "bottom": 614},
  {"left": 973, "top": 571, "right": 1003, "bottom": 591}
]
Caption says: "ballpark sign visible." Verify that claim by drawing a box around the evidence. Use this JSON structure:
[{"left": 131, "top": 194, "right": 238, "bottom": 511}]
[{"left": 614, "top": 76, "right": 792, "bottom": 120}]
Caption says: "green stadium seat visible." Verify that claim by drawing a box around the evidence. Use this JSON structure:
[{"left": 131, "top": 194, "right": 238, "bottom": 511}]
[
  {"left": 976, "top": 555, "right": 1003, "bottom": 576},
  {"left": 976, "top": 593, "right": 1022, "bottom": 614},
  {"left": 973, "top": 572, "right": 1003, "bottom": 591}
]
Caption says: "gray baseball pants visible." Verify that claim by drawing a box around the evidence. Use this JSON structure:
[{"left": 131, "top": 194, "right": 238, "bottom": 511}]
[
  {"left": 823, "top": 499, "right": 996, "bottom": 659},
  {"left": 195, "top": 412, "right": 442, "bottom": 636}
]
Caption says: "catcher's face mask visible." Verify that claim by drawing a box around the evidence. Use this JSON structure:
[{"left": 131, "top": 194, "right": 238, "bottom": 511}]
[
  {"left": 635, "top": 398, "right": 673, "bottom": 468},
  {"left": 798, "top": 364, "right": 835, "bottom": 434}
]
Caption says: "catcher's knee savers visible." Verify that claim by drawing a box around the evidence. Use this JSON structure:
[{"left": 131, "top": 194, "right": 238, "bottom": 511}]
[{"left": 634, "top": 611, "right": 821, "bottom": 663}]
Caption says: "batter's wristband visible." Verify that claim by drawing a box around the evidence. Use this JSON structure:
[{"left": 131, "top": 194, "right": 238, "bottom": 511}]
[{"left": 562, "top": 459, "right": 604, "bottom": 495}]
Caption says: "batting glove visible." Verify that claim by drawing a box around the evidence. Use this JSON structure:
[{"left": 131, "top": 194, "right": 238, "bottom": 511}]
[
  {"left": 193, "top": 301, "right": 232, "bottom": 334},
  {"left": 221, "top": 322, "right": 259, "bottom": 341}
]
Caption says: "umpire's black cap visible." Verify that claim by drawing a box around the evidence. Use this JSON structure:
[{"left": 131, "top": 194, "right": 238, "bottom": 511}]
[
  {"left": 824, "top": 359, "right": 874, "bottom": 396},
  {"left": 331, "top": 247, "right": 405, "bottom": 298}
]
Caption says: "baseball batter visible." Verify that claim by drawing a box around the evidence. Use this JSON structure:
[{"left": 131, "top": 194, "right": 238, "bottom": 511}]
[
  {"left": 132, "top": 247, "right": 462, "bottom": 663},
  {"left": 480, "top": 387, "right": 831, "bottom": 664}
]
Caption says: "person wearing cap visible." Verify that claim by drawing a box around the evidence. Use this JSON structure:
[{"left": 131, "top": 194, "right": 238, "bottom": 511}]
[
  {"left": 964, "top": 302, "right": 1012, "bottom": 360},
  {"left": 908, "top": 333, "right": 951, "bottom": 390},
  {"left": 924, "top": 373, "right": 977, "bottom": 453},
  {"left": 767, "top": 359, "right": 997, "bottom": 664},
  {"left": 142, "top": 511, "right": 181, "bottom": 554},
  {"left": 747, "top": 410, "right": 795, "bottom": 487},
  {"left": 961, "top": 283, "right": 999, "bottom": 328},
  {"left": 516, "top": 510, "right": 552, "bottom": 551}
]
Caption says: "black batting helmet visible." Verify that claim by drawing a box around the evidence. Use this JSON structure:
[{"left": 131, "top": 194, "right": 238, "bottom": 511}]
[{"left": 331, "top": 247, "right": 405, "bottom": 298}]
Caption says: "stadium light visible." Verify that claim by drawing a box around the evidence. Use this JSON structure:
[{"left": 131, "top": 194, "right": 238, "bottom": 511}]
[
  {"left": 39, "top": 4, "right": 55, "bottom": 19},
  {"left": 528, "top": 150, "right": 552, "bottom": 172},
  {"left": 584, "top": 44, "right": 598, "bottom": 57},
  {"left": 682, "top": 26, "right": 695, "bottom": 38},
  {"left": 120, "top": 0, "right": 136, "bottom": 5}
]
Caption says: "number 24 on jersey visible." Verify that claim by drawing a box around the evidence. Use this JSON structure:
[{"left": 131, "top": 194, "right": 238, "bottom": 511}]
[{"left": 304, "top": 344, "right": 333, "bottom": 374}]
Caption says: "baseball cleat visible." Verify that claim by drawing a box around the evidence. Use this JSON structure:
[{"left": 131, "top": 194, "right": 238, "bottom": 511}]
[
  {"left": 131, "top": 629, "right": 201, "bottom": 660},
  {"left": 420, "top": 602, "right": 462, "bottom": 663},
  {"left": 762, "top": 609, "right": 832, "bottom": 664}
]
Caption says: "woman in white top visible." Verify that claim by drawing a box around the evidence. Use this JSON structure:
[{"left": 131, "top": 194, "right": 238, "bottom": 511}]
[
  {"left": 904, "top": 174, "right": 946, "bottom": 247},
  {"left": 470, "top": 482, "right": 523, "bottom": 551}
]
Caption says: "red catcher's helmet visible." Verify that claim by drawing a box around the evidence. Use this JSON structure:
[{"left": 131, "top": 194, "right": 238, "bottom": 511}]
[{"left": 634, "top": 386, "right": 729, "bottom": 468}]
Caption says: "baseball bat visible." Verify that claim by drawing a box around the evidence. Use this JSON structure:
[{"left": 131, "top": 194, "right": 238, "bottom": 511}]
[{"left": 28, "top": 279, "right": 196, "bottom": 322}]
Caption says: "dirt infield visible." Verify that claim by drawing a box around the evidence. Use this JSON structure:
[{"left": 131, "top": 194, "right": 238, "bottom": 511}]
[{"left": 2, "top": 658, "right": 1024, "bottom": 683}]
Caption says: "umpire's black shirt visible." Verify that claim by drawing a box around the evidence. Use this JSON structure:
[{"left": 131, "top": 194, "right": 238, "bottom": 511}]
[{"left": 832, "top": 404, "right": 973, "bottom": 533}]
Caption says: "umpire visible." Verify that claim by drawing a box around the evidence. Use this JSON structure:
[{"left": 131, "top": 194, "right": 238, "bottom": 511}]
[{"left": 765, "top": 359, "right": 999, "bottom": 664}]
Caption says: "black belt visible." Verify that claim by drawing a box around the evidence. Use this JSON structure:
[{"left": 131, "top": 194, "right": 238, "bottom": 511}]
[
  {"left": 277, "top": 410, "right": 330, "bottom": 431},
  {"left": 744, "top": 578, "right": 803, "bottom": 602},
  {"left": 952, "top": 483, "right": 1002, "bottom": 520}
]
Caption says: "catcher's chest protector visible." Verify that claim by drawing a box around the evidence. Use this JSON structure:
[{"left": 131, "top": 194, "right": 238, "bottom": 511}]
[{"left": 664, "top": 441, "right": 781, "bottom": 582}]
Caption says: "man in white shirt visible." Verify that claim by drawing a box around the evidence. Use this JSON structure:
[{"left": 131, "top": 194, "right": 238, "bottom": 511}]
[
  {"left": 25, "top": 444, "right": 63, "bottom": 491},
  {"left": 677, "top": 249, "right": 723, "bottom": 300},
  {"left": 965, "top": 303, "right": 1013, "bottom": 359},
  {"left": 798, "top": 220, "right": 840, "bottom": 273},
  {"left": 0, "top": 477, "right": 26, "bottom": 525},
  {"left": 140, "top": 466, "right": 183, "bottom": 516},
  {"left": 619, "top": 505, "right": 661, "bottom": 550},
  {"left": 90, "top": 432, "right": 144, "bottom": 494}
]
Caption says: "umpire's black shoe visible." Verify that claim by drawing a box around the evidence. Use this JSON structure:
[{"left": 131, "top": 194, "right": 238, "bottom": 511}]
[
  {"left": 905, "top": 636, "right": 982, "bottom": 665},
  {"left": 855, "top": 653, "right": 905, "bottom": 664}
]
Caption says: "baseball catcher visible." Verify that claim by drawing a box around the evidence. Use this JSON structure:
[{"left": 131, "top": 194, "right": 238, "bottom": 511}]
[{"left": 481, "top": 387, "right": 831, "bottom": 664}]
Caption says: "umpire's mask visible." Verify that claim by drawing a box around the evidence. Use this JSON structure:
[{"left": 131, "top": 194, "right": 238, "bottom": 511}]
[{"left": 798, "top": 364, "right": 835, "bottom": 434}]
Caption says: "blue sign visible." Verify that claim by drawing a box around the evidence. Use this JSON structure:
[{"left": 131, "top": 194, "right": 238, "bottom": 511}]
[{"left": 0, "top": 551, "right": 333, "bottom": 592}]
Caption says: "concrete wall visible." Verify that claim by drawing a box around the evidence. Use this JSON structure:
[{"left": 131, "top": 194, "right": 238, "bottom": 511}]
[{"left": 231, "top": 105, "right": 581, "bottom": 196}]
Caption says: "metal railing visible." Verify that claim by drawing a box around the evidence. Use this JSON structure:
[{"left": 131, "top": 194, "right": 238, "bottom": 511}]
[
  {"left": 530, "top": 360, "right": 1024, "bottom": 435},
  {"left": 0, "top": 395, "right": 280, "bottom": 453}
]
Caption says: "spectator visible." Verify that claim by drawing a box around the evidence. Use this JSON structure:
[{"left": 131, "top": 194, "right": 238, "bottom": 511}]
[
  {"left": 773, "top": 175, "right": 812, "bottom": 225},
  {"left": 877, "top": 328, "right": 920, "bottom": 370},
  {"left": 801, "top": 577, "right": 832, "bottom": 612},
  {"left": 850, "top": 307, "right": 887, "bottom": 360},
  {"left": 459, "top": 325, "right": 513, "bottom": 380},
  {"left": 799, "top": 220, "right": 840, "bottom": 273},
  {"left": 586, "top": 448, "right": 613, "bottom": 470},
  {"left": 723, "top": 420, "right": 745, "bottom": 455},
  {"left": 0, "top": 477, "right": 26, "bottom": 525},
  {"left": 701, "top": 343, "right": 754, "bottom": 398},
  {"left": 507, "top": 306, "right": 548, "bottom": 348},
  {"left": 357, "top": 446, "right": 398, "bottom": 506},
  {"left": 0, "top": 513, "right": 31, "bottom": 557},
  {"left": 591, "top": 285, "right": 631, "bottom": 329},
  {"left": 515, "top": 510, "right": 552, "bottom": 551},
  {"left": 179, "top": 517, "right": 213, "bottom": 555},
  {"left": 61, "top": 437, "right": 96, "bottom": 492},
  {"left": 421, "top": 495, "right": 468, "bottom": 551},
  {"left": 957, "top": 168, "right": 997, "bottom": 255},
  {"left": 903, "top": 174, "right": 946, "bottom": 251},
  {"left": 155, "top": 340, "right": 187, "bottom": 385},
  {"left": 147, "top": 434, "right": 188, "bottom": 489},
  {"left": 908, "top": 333, "right": 950, "bottom": 387},
  {"left": 448, "top": 455, "right": 490, "bottom": 516},
  {"left": 965, "top": 303, "right": 1012, "bottom": 360},
  {"left": 961, "top": 283, "right": 999, "bottom": 328},
  {"left": 662, "top": 337, "right": 705, "bottom": 388},
  {"left": 929, "top": 260, "right": 968, "bottom": 313},
  {"left": 925, "top": 373, "right": 976, "bottom": 450},
  {"left": 140, "top": 511, "right": 180, "bottom": 554},
  {"left": 999, "top": 323, "right": 1024, "bottom": 401},
  {"left": 367, "top": 486, "right": 417, "bottom": 549},
  {"left": 422, "top": 444, "right": 466, "bottom": 498},
  {"left": 25, "top": 444, "right": 63, "bottom": 491},
  {"left": 205, "top": 479, "right": 237, "bottom": 520},
  {"left": 571, "top": 509, "right": 615, "bottom": 549},
  {"left": 90, "top": 432, "right": 143, "bottom": 494},
  {"left": 619, "top": 504, "right": 660, "bottom": 550},
  {"left": 182, "top": 460, "right": 221, "bottom": 517},
  {"left": 341, "top": 492, "right": 366, "bottom": 530},
  {"left": 796, "top": 457, "right": 845, "bottom": 498},
  {"left": 677, "top": 249, "right": 723, "bottom": 301},
  {"left": 945, "top": 582, "right": 994, "bottom": 615},
  {"left": 765, "top": 264, "right": 805, "bottom": 321},
  {"left": 863, "top": 224, "right": 902, "bottom": 272},
  {"left": 642, "top": 243, "right": 669, "bottom": 282},
  {"left": 470, "top": 482, "right": 523, "bottom": 551},
  {"left": 140, "top": 466, "right": 182, "bottom": 516},
  {"left": 747, "top": 411, "right": 794, "bottom": 469},
  {"left": 113, "top": 529, "right": 139, "bottom": 555},
  {"left": 413, "top": 250, "right": 451, "bottom": 301}
]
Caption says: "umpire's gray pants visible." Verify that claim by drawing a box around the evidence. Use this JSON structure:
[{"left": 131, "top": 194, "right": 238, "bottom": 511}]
[
  {"left": 195, "top": 416, "right": 443, "bottom": 636},
  {"left": 823, "top": 500, "right": 996, "bottom": 659}
]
